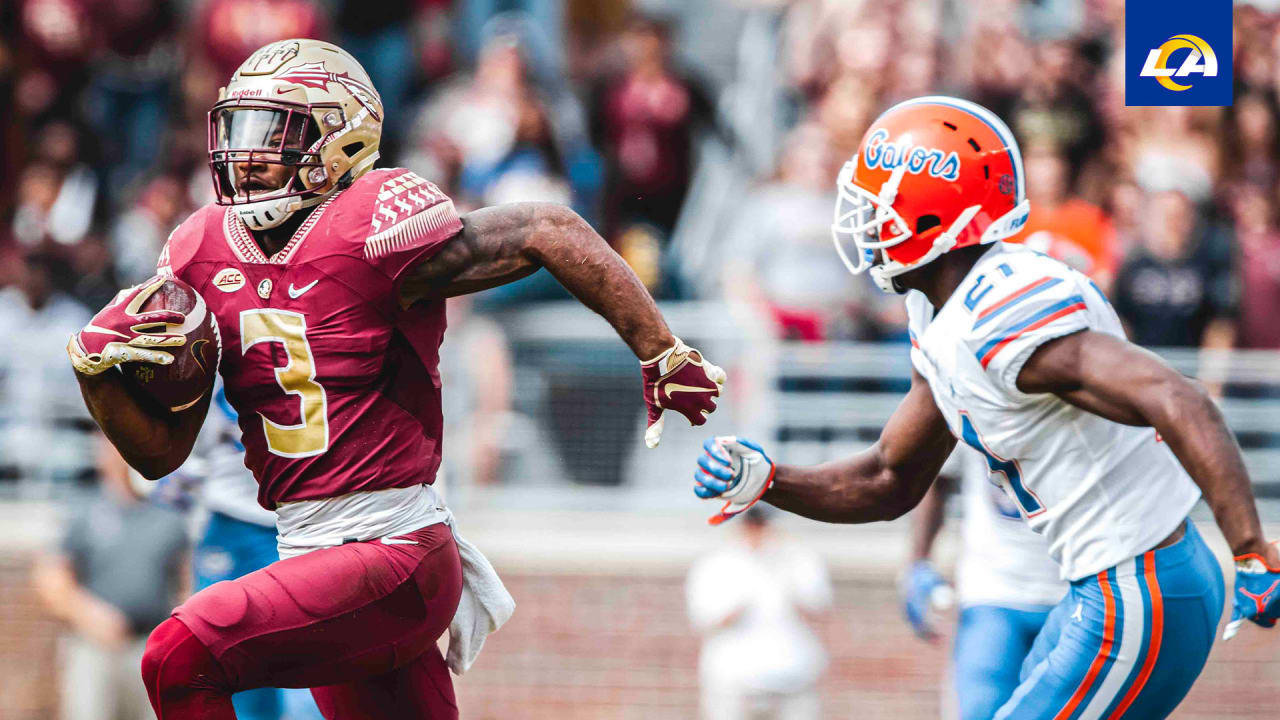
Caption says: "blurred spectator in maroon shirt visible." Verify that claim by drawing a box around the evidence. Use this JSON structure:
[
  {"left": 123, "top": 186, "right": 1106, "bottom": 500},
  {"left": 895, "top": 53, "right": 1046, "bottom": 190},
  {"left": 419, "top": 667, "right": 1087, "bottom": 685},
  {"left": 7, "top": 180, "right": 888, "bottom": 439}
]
[
  {"left": 12, "top": 0, "right": 96, "bottom": 119},
  {"left": 192, "top": 0, "right": 329, "bottom": 79},
  {"left": 184, "top": 0, "right": 329, "bottom": 121},
  {"left": 1231, "top": 183, "right": 1280, "bottom": 350},
  {"left": 1221, "top": 90, "right": 1280, "bottom": 190},
  {"left": 589, "top": 13, "right": 717, "bottom": 239}
]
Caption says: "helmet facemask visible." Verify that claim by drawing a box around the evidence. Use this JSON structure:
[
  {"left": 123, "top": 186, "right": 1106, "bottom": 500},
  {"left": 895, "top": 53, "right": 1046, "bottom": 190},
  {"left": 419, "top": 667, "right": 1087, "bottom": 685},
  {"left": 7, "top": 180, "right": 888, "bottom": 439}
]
[
  {"left": 209, "top": 39, "right": 386, "bottom": 231},
  {"left": 833, "top": 158, "right": 995, "bottom": 294},
  {"left": 831, "top": 160, "right": 912, "bottom": 286},
  {"left": 209, "top": 100, "right": 332, "bottom": 230}
]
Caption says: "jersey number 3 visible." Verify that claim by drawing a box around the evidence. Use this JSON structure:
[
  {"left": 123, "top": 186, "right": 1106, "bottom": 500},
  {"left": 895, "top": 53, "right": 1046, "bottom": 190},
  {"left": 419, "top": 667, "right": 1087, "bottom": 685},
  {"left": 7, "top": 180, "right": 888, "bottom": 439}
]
[
  {"left": 959, "top": 412, "right": 1044, "bottom": 517},
  {"left": 240, "top": 309, "right": 330, "bottom": 458}
]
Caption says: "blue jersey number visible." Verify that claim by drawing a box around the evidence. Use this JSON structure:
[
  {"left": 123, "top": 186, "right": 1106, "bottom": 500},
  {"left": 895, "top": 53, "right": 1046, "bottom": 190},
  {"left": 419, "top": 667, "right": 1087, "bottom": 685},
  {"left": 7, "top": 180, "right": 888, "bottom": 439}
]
[{"left": 959, "top": 413, "right": 1044, "bottom": 517}]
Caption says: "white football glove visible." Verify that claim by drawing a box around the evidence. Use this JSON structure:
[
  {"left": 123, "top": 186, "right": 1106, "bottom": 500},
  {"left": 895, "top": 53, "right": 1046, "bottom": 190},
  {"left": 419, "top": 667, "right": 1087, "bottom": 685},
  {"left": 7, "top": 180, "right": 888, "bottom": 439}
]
[{"left": 694, "top": 436, "right": 776, "bottom": 525}]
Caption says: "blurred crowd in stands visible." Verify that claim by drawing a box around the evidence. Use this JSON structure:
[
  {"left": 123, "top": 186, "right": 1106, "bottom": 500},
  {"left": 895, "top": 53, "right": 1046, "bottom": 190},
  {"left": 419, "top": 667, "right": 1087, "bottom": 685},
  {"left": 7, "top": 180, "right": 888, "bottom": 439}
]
[{"left": 2, "top": 0, "right": 1280, "bottom": 486}]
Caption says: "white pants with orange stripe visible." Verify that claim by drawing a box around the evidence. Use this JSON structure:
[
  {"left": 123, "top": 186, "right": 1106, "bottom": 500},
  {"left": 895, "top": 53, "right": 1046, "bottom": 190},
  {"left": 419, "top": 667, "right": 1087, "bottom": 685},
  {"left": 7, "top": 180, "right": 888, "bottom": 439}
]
[{"left": 993, "top": 520, "right": 1224, "bottom": 720}]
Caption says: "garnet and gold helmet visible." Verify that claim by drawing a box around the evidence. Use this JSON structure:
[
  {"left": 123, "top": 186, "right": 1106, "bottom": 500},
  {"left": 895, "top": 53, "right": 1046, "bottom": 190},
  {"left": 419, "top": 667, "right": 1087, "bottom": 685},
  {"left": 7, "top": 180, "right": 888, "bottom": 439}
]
[
  {"left": 208, "top": 39, "right": 383, "bottom": 230},
  {"left": 832, "top": 96, "right": 1030, "bottom": 293}
]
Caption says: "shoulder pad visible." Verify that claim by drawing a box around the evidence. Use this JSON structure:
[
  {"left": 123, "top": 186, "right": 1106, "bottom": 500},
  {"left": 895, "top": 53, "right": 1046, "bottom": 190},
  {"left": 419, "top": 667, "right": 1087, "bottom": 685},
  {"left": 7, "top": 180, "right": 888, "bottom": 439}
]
[
  {"left": 158, "top": 204, "right": 224, "bottom": 277},
  {"left": 330, "top": 168, "right": 461, "bottom": 261},
  {"left": 962, "top": 255, "right": 1090, "bottom": 381}
]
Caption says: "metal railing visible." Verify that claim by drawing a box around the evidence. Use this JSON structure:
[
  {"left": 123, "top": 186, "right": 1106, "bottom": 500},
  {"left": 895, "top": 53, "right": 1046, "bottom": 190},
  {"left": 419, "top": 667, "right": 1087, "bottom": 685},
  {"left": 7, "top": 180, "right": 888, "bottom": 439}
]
[{"left": 2, "top": 302, "right": 1277, "bottom": 504}]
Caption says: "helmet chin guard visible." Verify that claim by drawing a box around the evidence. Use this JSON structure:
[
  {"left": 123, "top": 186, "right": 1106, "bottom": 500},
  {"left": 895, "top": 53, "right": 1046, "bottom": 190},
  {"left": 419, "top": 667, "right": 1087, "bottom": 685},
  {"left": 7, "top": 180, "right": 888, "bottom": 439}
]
[
  {"left": 231, "top": 184, "right": 325, "bottom": 230},
  {"left": 830, "top": 96, "right": 1031, "bottom": 294}
]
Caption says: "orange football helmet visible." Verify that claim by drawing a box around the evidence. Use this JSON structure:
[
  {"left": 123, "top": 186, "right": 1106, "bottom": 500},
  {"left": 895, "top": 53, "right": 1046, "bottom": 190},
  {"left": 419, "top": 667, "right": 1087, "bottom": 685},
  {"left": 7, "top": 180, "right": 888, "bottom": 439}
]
[{"left": 832, "top": 96, "right": 1030, "bottom": 293}]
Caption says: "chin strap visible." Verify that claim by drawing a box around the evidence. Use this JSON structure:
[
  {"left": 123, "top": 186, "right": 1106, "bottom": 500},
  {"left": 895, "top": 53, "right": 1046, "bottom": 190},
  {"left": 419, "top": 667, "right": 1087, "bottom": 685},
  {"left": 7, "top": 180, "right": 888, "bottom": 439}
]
[
  {"left": 935, "top": 204, "right": 983, "bottom": 252},
  {"left": 874, "top": 163, "right": 910, "bottom": 242},
  {"left": 870, "top": 204, "right": 984, "bottom": 293}
]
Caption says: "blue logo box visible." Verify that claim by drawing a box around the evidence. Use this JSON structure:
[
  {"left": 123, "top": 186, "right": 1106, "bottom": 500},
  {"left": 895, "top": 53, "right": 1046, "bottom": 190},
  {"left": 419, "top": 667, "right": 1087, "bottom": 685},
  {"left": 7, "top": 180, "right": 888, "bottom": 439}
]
[{"left": 1125, "top": 0, "right": 1233, "bottom": 106}]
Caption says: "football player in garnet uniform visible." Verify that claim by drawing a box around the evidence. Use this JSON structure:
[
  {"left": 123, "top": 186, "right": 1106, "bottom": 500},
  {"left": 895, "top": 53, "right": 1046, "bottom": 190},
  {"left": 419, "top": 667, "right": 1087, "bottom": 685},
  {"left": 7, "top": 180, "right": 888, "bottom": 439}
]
[{"left": 67, "top": 39, "right": 725, "bottom": 719}]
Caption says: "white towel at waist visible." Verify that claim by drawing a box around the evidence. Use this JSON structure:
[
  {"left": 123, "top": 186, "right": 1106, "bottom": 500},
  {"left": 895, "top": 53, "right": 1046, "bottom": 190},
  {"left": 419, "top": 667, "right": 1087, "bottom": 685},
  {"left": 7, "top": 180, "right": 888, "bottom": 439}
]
[{"left": 275, "top": 484, "right": 514, "bottom": 675}]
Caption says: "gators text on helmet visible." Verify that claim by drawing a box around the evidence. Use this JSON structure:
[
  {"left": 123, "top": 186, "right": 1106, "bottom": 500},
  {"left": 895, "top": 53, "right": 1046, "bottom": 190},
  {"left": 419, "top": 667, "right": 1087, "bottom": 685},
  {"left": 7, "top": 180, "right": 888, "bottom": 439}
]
[{"left": 832, "top": 96, "right": 1031, "bottom": 294}]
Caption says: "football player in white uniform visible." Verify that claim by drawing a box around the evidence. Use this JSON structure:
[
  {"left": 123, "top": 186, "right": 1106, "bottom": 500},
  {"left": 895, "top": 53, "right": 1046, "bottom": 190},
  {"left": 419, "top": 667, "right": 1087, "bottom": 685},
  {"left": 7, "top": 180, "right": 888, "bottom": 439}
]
[
  {"left": 693, "top": 97, "right": 1280, "bottom": 719},
  {"left": 903, "top": 446, "right": 1066, "bottom": 719}
]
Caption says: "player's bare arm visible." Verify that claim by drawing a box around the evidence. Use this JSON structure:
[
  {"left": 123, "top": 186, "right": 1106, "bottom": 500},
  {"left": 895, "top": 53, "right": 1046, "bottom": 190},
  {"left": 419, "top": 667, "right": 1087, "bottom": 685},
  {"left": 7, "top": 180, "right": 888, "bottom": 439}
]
[
  {"left": 695, "top": 370, "right": 955, "bottom": 525},
  {"left": 768, "top": 371, "right": 956, "bottom": 522},
  {"left": 73, "top": 371, "right": 209, "bottom": 480},
  {"left": 402, "top": 202, "right": 727, "bottom": 447},
  {"left": 401, "top": 202, "right": 674, "bottom": 359},
  {"left": 1019, "top": 329, "right": 1280, "bottom": 567}
]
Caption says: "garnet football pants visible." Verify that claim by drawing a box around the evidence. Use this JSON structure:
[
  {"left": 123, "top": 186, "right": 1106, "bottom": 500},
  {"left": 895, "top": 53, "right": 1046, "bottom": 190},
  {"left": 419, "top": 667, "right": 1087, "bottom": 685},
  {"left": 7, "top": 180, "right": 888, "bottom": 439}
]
[
  {"left": 992, "top": 520, "right": 1224, "bottom": 720},
  {"left": 142, "top": 523, "right": 463, "bottom": 719}
]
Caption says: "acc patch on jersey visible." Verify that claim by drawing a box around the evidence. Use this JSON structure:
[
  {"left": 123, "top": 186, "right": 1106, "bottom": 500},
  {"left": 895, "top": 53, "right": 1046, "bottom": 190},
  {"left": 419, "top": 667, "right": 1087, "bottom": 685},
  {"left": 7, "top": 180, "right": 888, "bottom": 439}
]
[{"left": 365, "top": 171, "right": 457, "bottom": 260}]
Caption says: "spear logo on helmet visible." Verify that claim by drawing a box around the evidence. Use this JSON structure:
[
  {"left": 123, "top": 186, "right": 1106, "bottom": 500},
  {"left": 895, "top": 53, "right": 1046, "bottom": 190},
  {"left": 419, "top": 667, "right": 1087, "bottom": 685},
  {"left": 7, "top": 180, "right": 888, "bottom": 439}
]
[{"left": 275, "top": 62, "right": 382, "bottom": 121}]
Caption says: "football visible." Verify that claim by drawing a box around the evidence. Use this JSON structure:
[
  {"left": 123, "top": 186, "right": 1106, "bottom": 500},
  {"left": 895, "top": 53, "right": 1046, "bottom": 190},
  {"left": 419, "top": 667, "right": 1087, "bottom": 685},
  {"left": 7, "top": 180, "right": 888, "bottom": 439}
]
[{"left": 120, "top": 276, "right": 221, "bottom": 412}]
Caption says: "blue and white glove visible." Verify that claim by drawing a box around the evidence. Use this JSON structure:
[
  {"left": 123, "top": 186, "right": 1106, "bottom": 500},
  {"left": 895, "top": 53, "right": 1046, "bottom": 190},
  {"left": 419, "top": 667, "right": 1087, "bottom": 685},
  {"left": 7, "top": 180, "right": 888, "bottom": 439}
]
[
  {"left": 901, "top": 560, "right": 954, "bottom": 642},
  {"left": 1223, "top": 544, "right": 1280, "bottom": 640},
  {"left": 694, "top": 436, "right": 776, "bottom": 526}
]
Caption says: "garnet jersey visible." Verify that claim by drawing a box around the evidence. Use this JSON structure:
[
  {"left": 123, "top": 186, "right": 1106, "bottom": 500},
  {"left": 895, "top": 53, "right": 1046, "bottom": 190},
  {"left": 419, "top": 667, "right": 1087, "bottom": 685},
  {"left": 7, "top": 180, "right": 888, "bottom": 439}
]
[
  {"left": 906, "top": 242, "right": 1200, "bottom": 581},
  {"left": 158, "top": 168, "right": 463, "bottom": 509}
]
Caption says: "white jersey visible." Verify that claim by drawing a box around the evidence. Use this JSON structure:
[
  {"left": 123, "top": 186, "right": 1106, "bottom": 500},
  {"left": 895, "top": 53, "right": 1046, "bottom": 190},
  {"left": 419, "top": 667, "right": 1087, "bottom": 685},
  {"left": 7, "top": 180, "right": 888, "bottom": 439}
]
[
  {"left": 178, "top": 380, "right": 276, "bottom": 527},
  {"left": 906, "top": 243, "right": 1200, "bottom": 581},
  {"left": 946, "top": 446, "right": 1066, "bottom": 608}
]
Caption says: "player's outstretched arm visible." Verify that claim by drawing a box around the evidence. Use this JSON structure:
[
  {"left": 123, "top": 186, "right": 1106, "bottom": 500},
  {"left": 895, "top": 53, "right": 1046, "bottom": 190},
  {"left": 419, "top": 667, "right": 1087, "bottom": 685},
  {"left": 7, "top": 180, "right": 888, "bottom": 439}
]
[
  {"left": 1018, "top": 330, "right": 1278, "bottom": 568},
  {"left": 768, "top": 371, "right": 956, "bottom": 522},
  {"left": 402, "top": 202, "right": 725, "bottom": 447},
  {"left": 402, "top": 203, "right": 674, "bottom": 358},
  {"left": 695, "top": 371, "right": 955, "bottom": 524}
]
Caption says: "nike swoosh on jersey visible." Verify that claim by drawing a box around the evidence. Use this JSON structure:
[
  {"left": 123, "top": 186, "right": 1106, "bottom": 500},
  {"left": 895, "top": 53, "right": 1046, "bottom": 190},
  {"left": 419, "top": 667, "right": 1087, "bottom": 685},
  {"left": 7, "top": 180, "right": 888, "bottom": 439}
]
[{"left": 288, "top": 280, "right": 319, "bottom": 298}]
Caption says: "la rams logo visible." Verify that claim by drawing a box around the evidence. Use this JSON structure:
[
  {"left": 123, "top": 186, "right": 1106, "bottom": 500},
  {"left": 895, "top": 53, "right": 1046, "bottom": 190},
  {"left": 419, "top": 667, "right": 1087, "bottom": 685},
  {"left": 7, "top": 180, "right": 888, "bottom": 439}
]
[
  {"left": 1139, "top": 34, "right": 1217, "bottom": 92},
  {"left": 863, "top": 128, "right": 960, "bottom": 181}
]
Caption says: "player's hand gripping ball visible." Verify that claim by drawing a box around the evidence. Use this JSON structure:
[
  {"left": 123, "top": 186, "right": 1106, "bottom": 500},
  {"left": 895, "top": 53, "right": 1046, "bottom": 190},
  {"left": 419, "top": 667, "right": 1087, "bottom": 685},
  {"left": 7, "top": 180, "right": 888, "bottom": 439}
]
[
  {"left": 1224, "top": 542, "right": 1280, "bottom": 640},
  {"left": 694, "top": 436, "right": 776, "bottom": 525},
  {"left": 640, "top": 337, "right": 726, "bottom": 448},
  {"left": 68, "top": 275, "right": 220, "bottom": 412}
]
